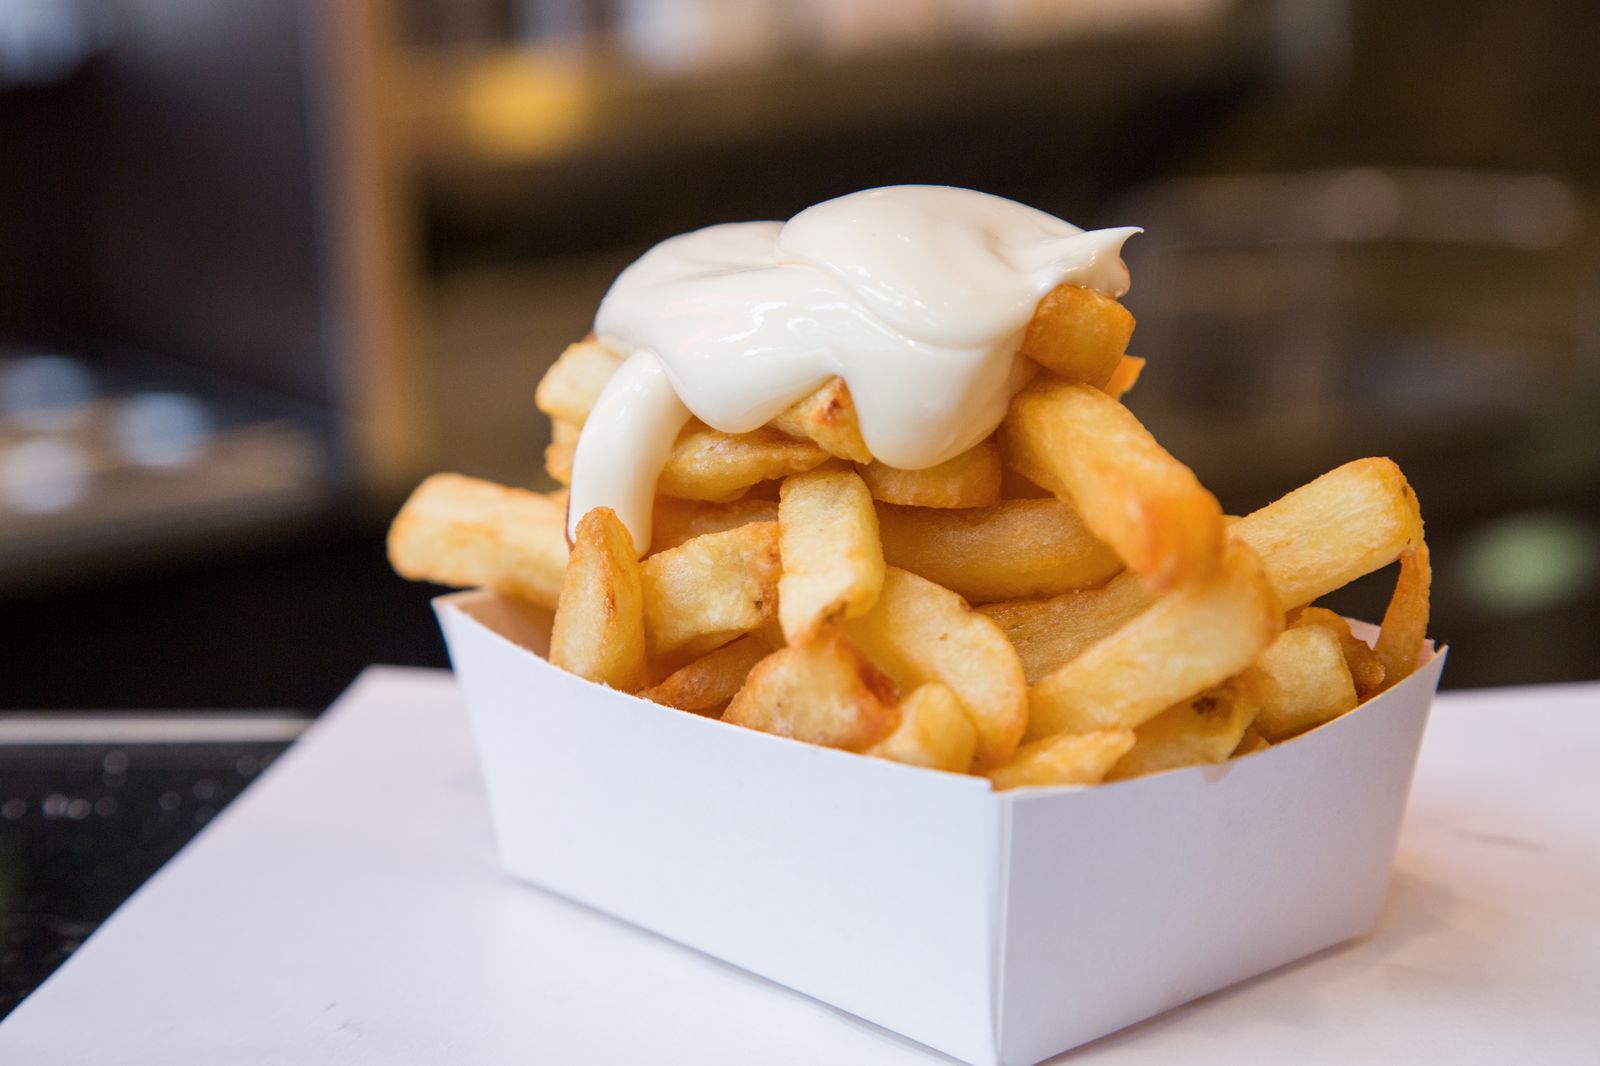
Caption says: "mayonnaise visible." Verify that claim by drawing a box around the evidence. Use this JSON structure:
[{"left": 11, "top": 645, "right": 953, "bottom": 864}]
[{"left": 568, "top": 185, "right": 1138, "bottom": 550}]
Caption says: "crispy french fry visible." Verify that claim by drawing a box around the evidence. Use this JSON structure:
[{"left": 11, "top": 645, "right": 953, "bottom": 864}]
[
  {"left": 650, "top": 496, "right": 779, "bottom": 554},
  {"left": 1103, "top": 355, "right": 1145, "bottom": 400},
  {"left": 658, "top": 424, "right": 829, "bottom": 502},
  {"left": 867, "top": 682, "right": 976, "bottom": 773},
  {"left": 769, "top": 377, "right": 873, "bottom": 463},
  {"left": 545, "top": 419, "right": 579, "bottom": 484},
  {"left": 640, "top": 522, "right": 781, "bottom": 656},
  {"left": 550, "top": 507, "right": 646, "bottom": 690},
  {"left": 844, "top": 567, "right": 1027, "bottom": 769},
  {"left": 641, "top": 629, "right": 780, "bottom": 715},
  {"left": 1000, "top": 377, "right": 1224, "bottom": 590},
  {"left": 857, "top": 440, "right": 1002, "bottom": 508},
  {"left": 978, "top": 571, "right": 1157, "bottom": 684},
  {"left": 723, "top": 633, "right": 897, "bottom": 751},
  {"left": 1297, "top": 606, "right": 1387, "bottom": 699},
  {"left": 986, "top": 729, "right": 1135, "bottom": 790},
  {"left": 387, "top": 473, "right": 569, "bottom": 608},
  {"left": 1376, "top": 540, "right": 1431, "bottom": 691},
  {"left": 1230, "top": 457, "right": 1423, "bottom": 612},
  {"left": 777, "top": 468, "right": 885, "bottom": 643},
  {"left": 876, "top": 498, "right": 1121, "bottom": 603},
  {"left": 1232, "top": 725, "right": 1270, "bottom": 756},
  {"left": 1026, "top": 542, "right": 1281, "bottom": 738},
  {"left": 535, "top": 338, "right": 622, "bottom": 426},
  {"left": 1106, "top": 671, "right": 1263, "bottom": 780},
  {"left": 1020, "top": 283, "right": 1134, "bottom": 388},
  {"left": 1252, "top": 619, "right": 1359, "bottom": 741}
]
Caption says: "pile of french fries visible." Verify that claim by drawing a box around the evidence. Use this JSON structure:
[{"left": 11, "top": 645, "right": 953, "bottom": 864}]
[{"left": 389, "top": 283, "right": 1430, "bottom": 788}]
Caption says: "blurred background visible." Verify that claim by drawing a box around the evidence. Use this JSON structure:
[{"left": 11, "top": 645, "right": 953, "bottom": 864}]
[{"left": 1, "top": 0, "right": 1598, "bottom": 1011}]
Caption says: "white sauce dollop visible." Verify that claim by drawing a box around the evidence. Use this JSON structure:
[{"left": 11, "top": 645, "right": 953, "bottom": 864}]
[{"left": 568, "top": 185, "right": 1138, "bottom": 549}]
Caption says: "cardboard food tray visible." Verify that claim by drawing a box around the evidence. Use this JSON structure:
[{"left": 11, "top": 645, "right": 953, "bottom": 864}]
[{"left": 436, "top": 588, "right": 1446, "bottom": 1066}]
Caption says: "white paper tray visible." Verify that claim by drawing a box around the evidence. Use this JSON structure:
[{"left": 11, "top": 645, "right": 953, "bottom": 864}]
[{"left": 437, "top": 589, "right": 1445, "bottom": 1066}]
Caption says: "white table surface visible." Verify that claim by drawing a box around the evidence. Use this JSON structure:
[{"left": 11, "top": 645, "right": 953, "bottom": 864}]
[{"left": 2, "top": 670, "right": 1596, "bottom": 1065}]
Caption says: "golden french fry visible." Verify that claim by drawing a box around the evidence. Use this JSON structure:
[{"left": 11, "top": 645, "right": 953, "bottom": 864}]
[
  {"left": 1232, "top": 725, "right": 1270, "bottom": 756},
  {"left": 658, "top": 424, "right": 830, "bottom": 502},
  {"left": 769, "top": 377, "right": 873, "bottom": 463},
  {"left": 876, "top": 498, "right": 1121, "bottom": 604},
  {"left": 534, "top": 338, "right": 622, "bottom": 426},
  {"left": 640, "top": 521, "right": 781, "bottom": 656},
  {"left": 1026, "top": 542, "right": 1281, "bottom": 738},
  {"left": 857, "top": 440, "right": 1002, "bottom": 508},
  {"left": 545, "top": 419, "right": 579, "bottom": 484},
  {"left": 777, "top": 468, "right": 885, "bottom": 643},
  {"left": 723, "top": 632, "right": 897, "bottom": 751},
  {"left": 1106, "top": 671, "right": 1263, "bottom": 780},
  {"left": 868, "top": 682, "right": 976, "bottom": 773},
  {"left": 978, "top": 570, "right": 1157, "bottom": 684},
  {"left": 1297, "top": 606, "right": 1386, "bottom": 699},
  {"left": 550, "top": 507, "right": 646, "bottom": 690},
  {"left": 1252, "top": 619, "right": 1359, "bottom": 741},
  {"left": 650, "top": 496, "right": 779, "bottom": 554},
  {"left": 1000, "top": 377, "right": 1224, "bottom": 591},
  {"left": 1020, "top": 283, "right": 1134, "bottom": 388},
  {"left": 1103, "top": 355, "right": 1145, "bottom": 400},
  {"left": 986, "top": 729, "right": 1135, "bottom": 790},
  {"left": 387, "top": 473, "right": 569, "bottom": 609},
  {"left": 641, "top": 629, "right": 780, "bottom": 715},
  {"left": 1230, "top": 457, "right": 1424, "bottom": 612},
  {"left": 1376, "top": 540, "right": 1431, "bottom": 691},
  {"left": 844, "top": 567, "right": 1027, "bottom": 769}
]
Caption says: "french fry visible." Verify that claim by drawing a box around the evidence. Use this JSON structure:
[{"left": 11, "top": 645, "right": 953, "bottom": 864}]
[
  {"left": 1230, "top": 457, "right": 1423, "bottom": 612},
  {"left": 641, "top": 629, "right": 780, "bottom": 715},
  {"left": 844, "top": 567, "right": 1027, "bottom": 769},
  {"left": 1019, "top": 283, "right": 1134, "bottom": 389},
  {"left": 534, "top": 338, "right": 622, "bottom": 426},
  {"left": 640, "top": 522, "right": 781, "bottom": 656},
  {"left": 986, "top": 729, "right": 1135, "bottom": 790},
  {"left": 777, "top": 468, "right": 885, "bottom": 643},
  {"left": 1000, "top": 377, "right": 1224, "bottom": 590},
  {"left": 545, "top": 419, "right": 579, "bottom": 484},
  {"left": 858, "top": 440, "right": 1002, "bottom": 508},
  {"left": 387, "top": 473, "right": 569, "bottom": 609},
  {"left": 1103, "top": 355, "right": 1145, "bottom": 401},
  {"left": 876, "top": 498, "right": 1121, "bottom": 603},
  {"left": 658, "top": 424, "right": 830, "bottom": 502},
  {"left": 723, "top": 633, "right": 898, "bottom": 751},
  {"left": 1296, "top": 607, "right": 1386, "bottom": 699},
  {"left": 1232, "top": 725, "right": 1270, "bottom": 756},
  {"left": 550, "top": 507, "right": 646, "bottom": 690},
  {"left": 1252, "top": 618, "right": 1359, "bottom": 741},
  {"left": 1106, "top": 671, "right": 1263, "bottom": 780},
  {"left": 651, "top": 497, "right": 779, "bottom": 554},
  {"left": 868, "top": 683, "right": 976, "bottom": 773},
  {"left": 1375, "top": 540, "right": 1432, "bottom": 691},
  {"left": 1026, "top": 542, "right": 1281, "bottom": 739},
  {"left": 769, "top": 377, "right": 873, "bottom": 463},
  {"left": 978, "top": 570, "right": 1157, "bottom": 684}
]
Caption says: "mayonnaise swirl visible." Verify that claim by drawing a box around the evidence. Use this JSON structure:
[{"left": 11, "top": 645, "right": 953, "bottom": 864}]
[{"left": 568, "top": 185, "right": 1137, "bottom": 549}]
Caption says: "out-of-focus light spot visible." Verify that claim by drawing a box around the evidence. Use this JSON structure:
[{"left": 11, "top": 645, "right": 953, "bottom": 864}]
[
  {"left": 1, "top": 798, "right": 25, "bottom": 821},
  {"left": 1494, "top": 175, "right": 1580, "bottom": 250},
  {"left": 0, "top": 437, "right": 90, "bottom": 514},
  {"left": 65, "top": 797, "right": 91, "bottom": 820},
  {"left": 1322, "top": 168, "right": 1402, "bottom": 240},
  {"left": 157, "top": 790, "right": 181, "bottom": 813},
  {"left": 41, "top": 793, "right": 68, "bottom": 818},
  {"left": 1, "top": 354, "right": 93, "bottom": 431},
  {"left": 102, "top": 750, "right": 129, "bottom": 774},
  {"left": 463, "top": 54, "right": 591, "bottom": 161},
  {"left": 1459, "top": 512, "right": 1600, "bottom": 616},
  {"left": 113, "top": 392, "right": 211, "bottom": 468},
  {"left": 94, "top": 796, "right": 117, "bottom": 818}
]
